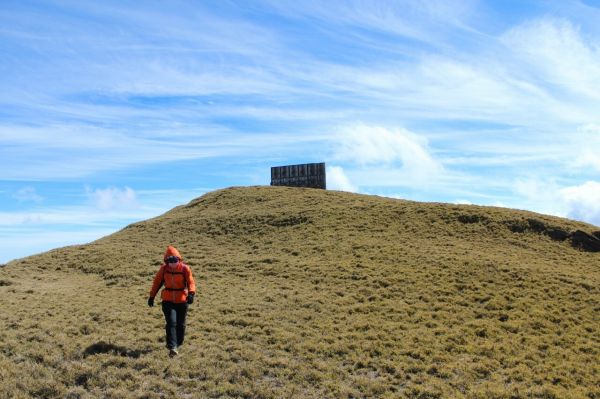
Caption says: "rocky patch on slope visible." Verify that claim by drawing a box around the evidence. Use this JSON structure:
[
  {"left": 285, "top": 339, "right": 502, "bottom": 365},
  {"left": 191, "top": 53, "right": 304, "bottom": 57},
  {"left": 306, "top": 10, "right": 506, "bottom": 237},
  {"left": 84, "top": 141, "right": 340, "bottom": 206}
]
[{"left": 458, "top": 214, "right": 600, "bottom": 252}]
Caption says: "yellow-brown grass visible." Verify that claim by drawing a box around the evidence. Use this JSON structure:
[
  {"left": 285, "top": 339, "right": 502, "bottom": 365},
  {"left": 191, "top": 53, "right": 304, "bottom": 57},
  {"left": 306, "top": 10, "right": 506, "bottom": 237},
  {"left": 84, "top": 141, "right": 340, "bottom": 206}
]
[{"left": 1, "top": 186, "right": 598, "bottom": 398}]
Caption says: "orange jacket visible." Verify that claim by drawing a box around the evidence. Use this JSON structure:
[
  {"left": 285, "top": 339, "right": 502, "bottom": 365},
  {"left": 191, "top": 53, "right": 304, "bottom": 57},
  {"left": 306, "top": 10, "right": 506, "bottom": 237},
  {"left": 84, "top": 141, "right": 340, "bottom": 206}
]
[{"left": 149, "top": 246, "right": 196, "bottom": 304}]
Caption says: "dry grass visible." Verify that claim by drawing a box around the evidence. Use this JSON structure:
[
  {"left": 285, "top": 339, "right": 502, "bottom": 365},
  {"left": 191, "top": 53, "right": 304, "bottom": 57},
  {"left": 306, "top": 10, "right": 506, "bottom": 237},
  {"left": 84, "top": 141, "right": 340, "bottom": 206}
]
[{"left": 1, "top": 186, "right": 598, "bottom": 398}]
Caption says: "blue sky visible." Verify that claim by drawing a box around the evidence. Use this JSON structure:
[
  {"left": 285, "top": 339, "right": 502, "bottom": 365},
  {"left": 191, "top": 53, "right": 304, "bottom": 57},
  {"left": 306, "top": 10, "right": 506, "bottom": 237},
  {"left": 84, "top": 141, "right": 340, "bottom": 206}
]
[{"left": 2, "top": 0, "right": 600, "bottom": 264}]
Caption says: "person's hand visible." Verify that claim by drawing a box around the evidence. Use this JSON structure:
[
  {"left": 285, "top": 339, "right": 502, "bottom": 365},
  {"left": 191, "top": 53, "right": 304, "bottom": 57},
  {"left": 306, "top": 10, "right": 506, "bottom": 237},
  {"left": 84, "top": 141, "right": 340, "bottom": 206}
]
[
  {"left": 186, "top": 293, "right": 195, "bottom": 305},
  {"left": 148, "top": 297, "right": 154, "bottom": 307}
]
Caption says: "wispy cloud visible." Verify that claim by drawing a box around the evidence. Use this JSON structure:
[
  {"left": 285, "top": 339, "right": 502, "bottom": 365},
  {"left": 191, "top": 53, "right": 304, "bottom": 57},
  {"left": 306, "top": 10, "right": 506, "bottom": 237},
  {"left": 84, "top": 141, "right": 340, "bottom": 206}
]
[
  {"left": 0, "top": 186, "right": 207, "bottom": 228},
  {"left": 501, "top": 17, "right": 600, "bottom": 102},
  {"left": 0, "top": 186, "right": 209, "bottom": 263},
  {"left": 259, "top": 0, "right": 478, "bottom": 45},
  {"left": 0, "top": 121, "right": 329, "bottom": 180},
  {"left": 12, "top": 186, "right": 43, "bottom": 203}
]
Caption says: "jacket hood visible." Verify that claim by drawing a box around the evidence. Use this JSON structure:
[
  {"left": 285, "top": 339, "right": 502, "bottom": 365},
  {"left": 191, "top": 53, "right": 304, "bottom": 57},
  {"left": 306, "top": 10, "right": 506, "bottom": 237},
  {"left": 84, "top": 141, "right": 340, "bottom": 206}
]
[{"left": 164, "top": 245, "right": 182, "bottom": 262}]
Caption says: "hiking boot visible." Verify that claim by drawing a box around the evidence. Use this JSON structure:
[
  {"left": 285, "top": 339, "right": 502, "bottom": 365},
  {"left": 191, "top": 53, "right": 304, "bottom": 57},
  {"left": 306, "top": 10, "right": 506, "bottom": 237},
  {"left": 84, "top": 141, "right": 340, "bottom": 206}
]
[{"left": 169, "top": 348, "right": 178, "bottom": 357}]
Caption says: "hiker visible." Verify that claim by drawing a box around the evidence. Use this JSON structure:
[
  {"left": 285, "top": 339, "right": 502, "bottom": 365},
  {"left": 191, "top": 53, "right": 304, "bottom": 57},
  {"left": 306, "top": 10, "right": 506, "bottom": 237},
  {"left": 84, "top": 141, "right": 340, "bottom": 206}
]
[{"left": 148, "top": 245, "right": 196, "bottom": 357}]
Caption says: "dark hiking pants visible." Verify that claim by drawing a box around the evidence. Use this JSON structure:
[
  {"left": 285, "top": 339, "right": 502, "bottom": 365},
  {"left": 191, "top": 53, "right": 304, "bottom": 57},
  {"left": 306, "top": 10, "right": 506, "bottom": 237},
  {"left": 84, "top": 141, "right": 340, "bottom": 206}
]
[{"left": 161, "top": 301, "right": 188, "bottom": 349}]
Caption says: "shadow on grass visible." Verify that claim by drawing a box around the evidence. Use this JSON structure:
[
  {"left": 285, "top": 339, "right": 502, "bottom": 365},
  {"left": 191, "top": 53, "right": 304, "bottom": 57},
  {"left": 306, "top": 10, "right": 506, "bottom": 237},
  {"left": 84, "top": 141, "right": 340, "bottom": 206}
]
[{"left": 83, "top": 341, "right": 152, "bottom": 358}]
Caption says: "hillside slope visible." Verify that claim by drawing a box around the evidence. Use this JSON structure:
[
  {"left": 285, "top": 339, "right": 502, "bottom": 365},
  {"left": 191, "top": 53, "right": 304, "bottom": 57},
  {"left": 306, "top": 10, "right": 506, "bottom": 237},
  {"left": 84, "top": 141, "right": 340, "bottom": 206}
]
[{"left": 1, "top": 186, "right": 598, "bottom": 398}]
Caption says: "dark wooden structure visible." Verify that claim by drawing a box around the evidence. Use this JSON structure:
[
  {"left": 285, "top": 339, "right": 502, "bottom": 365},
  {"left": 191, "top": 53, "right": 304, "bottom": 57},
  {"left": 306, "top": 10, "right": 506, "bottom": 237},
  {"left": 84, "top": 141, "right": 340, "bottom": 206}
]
[{"left": 271, "top": 162, "right": 326, "bottom": 189}]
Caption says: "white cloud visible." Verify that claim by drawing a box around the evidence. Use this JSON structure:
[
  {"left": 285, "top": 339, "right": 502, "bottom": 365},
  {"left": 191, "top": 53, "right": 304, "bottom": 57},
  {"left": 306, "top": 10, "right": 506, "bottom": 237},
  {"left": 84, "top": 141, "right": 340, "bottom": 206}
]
[
  {"left": 327, "top": 166, "right": 358, "bottom": 192},
  {"left": 333, "top": 124, "right": 443, "bottom": 180},
  {"left": 85, "top": 186, "right": 139, "bottom": 211},
  {"left": 12, "top": 186, "right": 43, "bottom": 203},
  {"left": 560, "top": 181, "right": 600, "bottom": 227}
]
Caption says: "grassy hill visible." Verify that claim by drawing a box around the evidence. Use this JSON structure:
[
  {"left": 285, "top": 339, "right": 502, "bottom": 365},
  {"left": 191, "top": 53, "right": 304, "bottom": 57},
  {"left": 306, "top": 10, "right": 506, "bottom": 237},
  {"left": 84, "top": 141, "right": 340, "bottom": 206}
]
[{"left": 1, "top": 186, "right": 598, "bottom": 399}]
